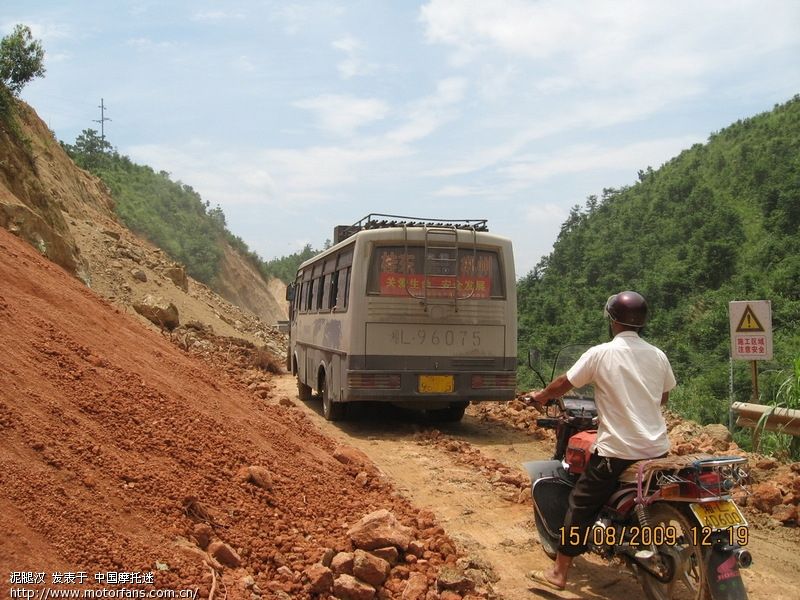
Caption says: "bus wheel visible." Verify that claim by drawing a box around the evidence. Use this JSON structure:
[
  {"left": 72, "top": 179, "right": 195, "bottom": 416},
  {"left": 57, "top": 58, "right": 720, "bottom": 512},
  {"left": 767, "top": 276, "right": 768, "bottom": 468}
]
[
  {"left": 297, "top": 378, "right": 313, "bottom": 402},
  {"left": 428, "top": 402, "right": 467, "bottom": 423},
  {"left": 321, "top": 374, "right": 345, "bottom": 421}
]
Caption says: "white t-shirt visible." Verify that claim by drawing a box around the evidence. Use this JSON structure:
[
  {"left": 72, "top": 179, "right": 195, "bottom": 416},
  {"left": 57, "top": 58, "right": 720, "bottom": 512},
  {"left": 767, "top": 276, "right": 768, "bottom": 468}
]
[{"left": 566, "top": 331, "right": 676, "bottom": 460}]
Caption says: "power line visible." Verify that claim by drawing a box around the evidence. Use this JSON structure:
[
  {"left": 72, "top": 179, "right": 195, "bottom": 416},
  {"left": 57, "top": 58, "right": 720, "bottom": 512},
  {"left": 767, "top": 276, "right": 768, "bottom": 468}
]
[{"left": 93, "top": 98, "right": 111, "bottom": 140}]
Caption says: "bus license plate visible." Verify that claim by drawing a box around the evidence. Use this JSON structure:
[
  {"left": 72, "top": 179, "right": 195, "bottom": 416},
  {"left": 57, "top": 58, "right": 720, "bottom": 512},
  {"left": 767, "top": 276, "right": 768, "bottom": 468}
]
[
  {"left": 418, "top": 375, "right": 454, "bottom": 393},
  {"left": 690, "top": 500, "right": 747, "bottom": 530}
]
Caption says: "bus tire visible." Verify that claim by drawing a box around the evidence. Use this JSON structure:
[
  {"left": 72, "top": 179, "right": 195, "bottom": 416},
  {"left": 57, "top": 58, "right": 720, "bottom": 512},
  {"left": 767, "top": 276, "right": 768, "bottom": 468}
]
[
  {"left": 428, "top": 402, "right": 467, "bottom": 423},
  {"left": 321, "top": 373, "right": 345, "bottom": 421},
  {"left": 297, "top": 379, "right": 313, "bottom": 402}
]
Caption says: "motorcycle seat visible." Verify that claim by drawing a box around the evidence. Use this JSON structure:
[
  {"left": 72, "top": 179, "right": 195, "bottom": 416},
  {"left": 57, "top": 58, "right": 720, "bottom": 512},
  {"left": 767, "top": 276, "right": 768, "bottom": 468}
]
[{"left": 618, "top": 453, "right": 716, "bottom": 483}]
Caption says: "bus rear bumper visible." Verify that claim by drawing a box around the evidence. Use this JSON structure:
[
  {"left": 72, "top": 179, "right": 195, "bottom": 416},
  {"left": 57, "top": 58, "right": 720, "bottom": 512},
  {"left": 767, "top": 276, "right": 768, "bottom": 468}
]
[{"left": 343, "top": 370, "right": 516, "bottom": 403}]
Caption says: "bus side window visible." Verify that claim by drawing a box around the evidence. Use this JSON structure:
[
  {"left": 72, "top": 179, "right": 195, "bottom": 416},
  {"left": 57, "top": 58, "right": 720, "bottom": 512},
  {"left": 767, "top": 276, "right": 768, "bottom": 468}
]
[
  {"left": 315, "top": 277, "right": 325, "bottom": 311},
  {"left": 305, "top": 280, "right": 313, "bottom": 311},
  {"left": 329, "top": 271, "right": 339, "bottom": 310},
  {"left": 338, "top": 266, "right": 351, "bottom": 309}
]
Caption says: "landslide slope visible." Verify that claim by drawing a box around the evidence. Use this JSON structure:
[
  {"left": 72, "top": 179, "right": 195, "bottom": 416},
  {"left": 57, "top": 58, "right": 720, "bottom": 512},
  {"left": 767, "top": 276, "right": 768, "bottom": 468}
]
[
  {"left": 0, "top": 226, "right": 456, "bottom": 598},
  {"left": 0, "top": 99, "right": 286, "bottom": 343}
]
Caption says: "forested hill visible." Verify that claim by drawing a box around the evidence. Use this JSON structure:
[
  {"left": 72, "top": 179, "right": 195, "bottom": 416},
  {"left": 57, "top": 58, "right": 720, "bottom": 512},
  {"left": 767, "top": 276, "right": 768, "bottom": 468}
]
[
  {"left": 62, "top": 130, "right": 318, "bottom": 286},
  {"left": 518, "top": 96, "right": 800, "bottom": 427}
]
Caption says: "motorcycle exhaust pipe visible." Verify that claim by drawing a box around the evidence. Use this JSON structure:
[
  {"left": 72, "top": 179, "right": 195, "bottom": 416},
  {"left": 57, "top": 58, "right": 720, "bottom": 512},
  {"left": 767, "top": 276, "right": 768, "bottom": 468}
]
[{"left": 733, "top": 547, "right": 752, "bottom": 569}]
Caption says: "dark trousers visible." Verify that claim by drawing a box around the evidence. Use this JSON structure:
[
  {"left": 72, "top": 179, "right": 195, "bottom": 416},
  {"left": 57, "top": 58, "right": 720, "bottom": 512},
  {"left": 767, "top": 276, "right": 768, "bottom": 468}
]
[{"left": 558, "top": 452, "right": 638, "bottom": 557}]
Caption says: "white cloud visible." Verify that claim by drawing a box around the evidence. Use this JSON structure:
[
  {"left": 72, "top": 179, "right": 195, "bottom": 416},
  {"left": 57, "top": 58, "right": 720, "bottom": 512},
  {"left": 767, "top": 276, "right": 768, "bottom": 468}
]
[
  {"left": 126, "top": 37, "right": 177, "bottom": 51},
  {"left": 499, "top": 137, "right": 700, "bottom": 186},
  {"left": 387, "top": 77, "right": 467, "bottom": 143},
  {"left": 524, "top": 203, "right": 567, "bottom": 224},
  {"left": 333, "top": 35, "right": 375, "bottom": 79},
  {"left": 294, "top": 94, "right": 390, "bottom": 136}
]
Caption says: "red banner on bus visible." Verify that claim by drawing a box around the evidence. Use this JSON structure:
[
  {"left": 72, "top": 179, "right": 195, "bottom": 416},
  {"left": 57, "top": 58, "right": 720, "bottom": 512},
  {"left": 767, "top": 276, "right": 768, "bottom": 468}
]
[{"left": 378, "top": 272, "right": 491, "bottom": 298}]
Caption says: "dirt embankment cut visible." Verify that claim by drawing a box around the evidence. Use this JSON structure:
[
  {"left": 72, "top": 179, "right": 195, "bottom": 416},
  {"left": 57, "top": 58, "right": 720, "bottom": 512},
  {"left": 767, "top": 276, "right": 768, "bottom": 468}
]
[{"left": 0, "top": 227, "right": 466, "bottom": 599}]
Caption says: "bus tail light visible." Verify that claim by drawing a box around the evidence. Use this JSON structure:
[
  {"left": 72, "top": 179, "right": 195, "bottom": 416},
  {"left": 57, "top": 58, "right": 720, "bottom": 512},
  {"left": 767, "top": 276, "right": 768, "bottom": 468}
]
[
  {"left": 348, "top": 374, "right": 401, "bottom": 390},
  {"left": 471, "top": 373, "right": 516, "bottom": 389}
]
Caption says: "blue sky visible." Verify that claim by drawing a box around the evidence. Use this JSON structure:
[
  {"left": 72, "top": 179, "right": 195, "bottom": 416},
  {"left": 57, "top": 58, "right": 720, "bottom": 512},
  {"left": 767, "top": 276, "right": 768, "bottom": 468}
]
[{"left": 5, "top": 1, "right": 800, "bottom": 277}]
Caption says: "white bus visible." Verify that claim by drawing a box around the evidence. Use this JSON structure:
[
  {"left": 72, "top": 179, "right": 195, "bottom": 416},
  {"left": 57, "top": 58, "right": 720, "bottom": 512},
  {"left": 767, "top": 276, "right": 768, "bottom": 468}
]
[{"left": 286, "top": 215, "right": 517, "bottom": 421}]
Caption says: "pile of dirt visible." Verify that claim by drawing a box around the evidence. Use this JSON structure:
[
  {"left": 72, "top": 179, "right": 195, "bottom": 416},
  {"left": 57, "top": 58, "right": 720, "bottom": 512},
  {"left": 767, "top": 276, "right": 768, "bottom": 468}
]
[
  {"left": 0, "top": 228, "right": 484, "bottom": 599},
  {"left": 472, "top": 397, "right": 800, "bottom": 528}
]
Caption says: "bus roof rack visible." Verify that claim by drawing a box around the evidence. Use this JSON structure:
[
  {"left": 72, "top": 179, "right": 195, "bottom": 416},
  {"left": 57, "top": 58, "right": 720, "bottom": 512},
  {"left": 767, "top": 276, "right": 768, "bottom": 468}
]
[{"left": 334, "top": 213, "right": 488, "bottom": 243}]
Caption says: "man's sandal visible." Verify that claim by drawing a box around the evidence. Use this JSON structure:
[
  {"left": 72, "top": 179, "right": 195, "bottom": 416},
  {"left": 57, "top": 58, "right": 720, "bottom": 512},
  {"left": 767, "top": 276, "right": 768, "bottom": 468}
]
[{"left": 527, "top": 570, "right": 566, "bottom": 591}]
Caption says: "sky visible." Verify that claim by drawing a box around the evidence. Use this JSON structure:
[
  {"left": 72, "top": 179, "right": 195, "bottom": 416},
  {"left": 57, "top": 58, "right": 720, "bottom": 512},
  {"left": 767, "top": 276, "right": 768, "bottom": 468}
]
[{"left": 5, "top": 0, "right": 800, "bottom": 278}]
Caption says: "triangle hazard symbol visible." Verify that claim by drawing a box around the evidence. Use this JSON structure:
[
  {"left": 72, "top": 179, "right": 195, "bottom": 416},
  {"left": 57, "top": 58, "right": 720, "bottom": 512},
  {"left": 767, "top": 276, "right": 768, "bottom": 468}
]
[{"left": 736, "top": 305, "right": 764, "bottom": 332}]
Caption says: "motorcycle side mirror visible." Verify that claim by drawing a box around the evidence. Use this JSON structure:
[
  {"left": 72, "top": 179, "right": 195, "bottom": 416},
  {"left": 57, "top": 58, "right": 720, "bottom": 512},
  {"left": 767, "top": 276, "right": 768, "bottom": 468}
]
[{"left": 527, "top": 349, "right": 548, "bottom": 388}]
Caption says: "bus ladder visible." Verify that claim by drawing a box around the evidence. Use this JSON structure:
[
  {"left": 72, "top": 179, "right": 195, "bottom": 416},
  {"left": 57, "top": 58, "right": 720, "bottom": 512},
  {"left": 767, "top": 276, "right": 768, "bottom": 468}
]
[{"left": 412, "top": 225, "right": 478, "bottom": 312}]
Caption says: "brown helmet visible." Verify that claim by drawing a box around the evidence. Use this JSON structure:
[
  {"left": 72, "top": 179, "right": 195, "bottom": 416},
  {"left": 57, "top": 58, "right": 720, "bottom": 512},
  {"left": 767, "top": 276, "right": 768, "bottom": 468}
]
[{"left": 605, "top": 291, "right": 648, "bottom": 328}]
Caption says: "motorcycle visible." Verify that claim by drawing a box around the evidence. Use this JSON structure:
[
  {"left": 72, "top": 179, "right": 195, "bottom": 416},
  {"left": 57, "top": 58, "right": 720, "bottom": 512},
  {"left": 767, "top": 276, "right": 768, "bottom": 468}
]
[{"left": 523, "top": 346, "right": 752, "bottom": 600}]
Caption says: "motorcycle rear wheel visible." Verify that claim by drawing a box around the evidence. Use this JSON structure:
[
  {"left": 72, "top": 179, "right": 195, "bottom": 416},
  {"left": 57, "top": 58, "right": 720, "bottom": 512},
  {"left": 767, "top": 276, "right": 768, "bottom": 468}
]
[
  {"left": 534, "top": 508, "right": 559, "bottom": 560},
  {"left": 638, "top": 504, "right": 711, "bottom": 600}
]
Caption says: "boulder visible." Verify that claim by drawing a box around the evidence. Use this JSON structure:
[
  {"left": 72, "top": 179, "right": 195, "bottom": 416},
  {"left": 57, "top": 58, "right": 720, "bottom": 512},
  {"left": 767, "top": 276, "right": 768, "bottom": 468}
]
[
  {"left": 164, "top": 265, "right": 189, "bottom": 291},
  {"left": 331, "top": 552, "right": 355, "bottom": 576},
  {"left": 208, "top": 540, "right": 242, "bottom": 568},
  {"left": 436, "top": 566, "right": 475, "bottom": 594},
  {"left": 701, "top": 424, "right": 732, "bottom": 450},
  {"left": 130, "top": 268, "right": 147, "bottom": 282},
  {"left": 772, "top": 504, "right": 798, "bottom": 525},
  {"left": 352, "top": 550, "right": 390, "bottom": 587},
  {"left": 133, "top": 294, "right": 179, "bottom": 330},
  {"left": 334, "top": 445, "right": 375, "bottom": 472},
  {"left": 401, "top": 573, "right": 428, "bottom": 600},
  {"left": 332, "top": 574, "right": 375, "bottom": 600},
  {"left": 750, "top": 482, "right": 783, "bottom": 514},
  {"left": 305, "top": 564, "right": 334, "bottom": 594},
  {"left": 370, "top": 546, "right": 399, "bottom": 565},
  {"left": 246, "top": 465, "right": 273, "bottom": 490},
  {"left": 347, "top": 509, "right": 413, "bottom": 551}
]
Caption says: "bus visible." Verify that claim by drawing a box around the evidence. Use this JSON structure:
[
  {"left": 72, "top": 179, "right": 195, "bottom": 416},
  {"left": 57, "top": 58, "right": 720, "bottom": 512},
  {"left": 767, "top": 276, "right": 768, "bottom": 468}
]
[{"left": 285, "top": 214, "right": 517, "bottom": 421}]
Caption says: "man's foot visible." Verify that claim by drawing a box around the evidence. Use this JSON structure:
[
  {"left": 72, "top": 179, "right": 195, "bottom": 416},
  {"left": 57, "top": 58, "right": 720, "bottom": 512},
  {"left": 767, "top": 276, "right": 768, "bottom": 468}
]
[{"left": 527, "top": 569, "right": 566, "bottom": 591}]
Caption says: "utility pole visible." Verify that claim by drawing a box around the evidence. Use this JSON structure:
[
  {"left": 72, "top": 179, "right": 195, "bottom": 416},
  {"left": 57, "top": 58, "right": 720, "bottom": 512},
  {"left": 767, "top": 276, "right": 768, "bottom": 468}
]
[{"left": 93, "top": 98, "right": 111, "bottom": 140}]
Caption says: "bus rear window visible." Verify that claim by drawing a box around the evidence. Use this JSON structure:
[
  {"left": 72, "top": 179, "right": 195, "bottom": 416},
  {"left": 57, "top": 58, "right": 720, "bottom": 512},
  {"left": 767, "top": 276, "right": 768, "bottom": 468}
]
[{"left": 367, "top": 246, "right": 504, "bottom": 299}]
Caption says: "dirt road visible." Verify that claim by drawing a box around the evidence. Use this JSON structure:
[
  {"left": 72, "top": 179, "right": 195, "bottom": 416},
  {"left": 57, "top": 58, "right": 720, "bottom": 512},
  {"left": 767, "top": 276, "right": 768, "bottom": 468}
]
[{"left": 275, "top": 374, "right": 800, "bottom": 600}]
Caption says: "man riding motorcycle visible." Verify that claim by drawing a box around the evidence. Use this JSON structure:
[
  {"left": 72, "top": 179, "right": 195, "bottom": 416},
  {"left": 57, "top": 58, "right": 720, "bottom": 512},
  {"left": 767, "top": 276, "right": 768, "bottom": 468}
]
[{"left": 528, "top": 290, "right": 677, "bottom": 591}]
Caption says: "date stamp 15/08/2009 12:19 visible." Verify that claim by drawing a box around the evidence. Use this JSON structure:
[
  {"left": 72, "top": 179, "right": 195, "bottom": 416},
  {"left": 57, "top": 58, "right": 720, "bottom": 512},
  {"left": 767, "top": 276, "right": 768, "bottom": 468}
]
[{"left": 559, "top": 525, "right": 749, "bottom": 548}]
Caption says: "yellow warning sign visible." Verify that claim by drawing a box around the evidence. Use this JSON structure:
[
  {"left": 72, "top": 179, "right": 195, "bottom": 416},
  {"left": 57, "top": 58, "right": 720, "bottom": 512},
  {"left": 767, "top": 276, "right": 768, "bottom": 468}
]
[{"left": 736, "top": 305, "right": 764, "bottom": 332}]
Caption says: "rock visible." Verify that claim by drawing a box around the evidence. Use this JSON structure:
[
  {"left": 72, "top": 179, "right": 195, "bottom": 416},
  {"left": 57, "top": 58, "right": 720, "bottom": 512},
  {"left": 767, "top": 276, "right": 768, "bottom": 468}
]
[
  {"left": 355, "top": 472, "right": 369, "bottom": 486},
  {"left": 347, "top": 509, "right": 413, "bottom": 551},
  {"left": 401, "top": 572, "right": 428, "bottom": 600},
  {"left": 192, "top": 523, "right": 213, "bottom": 549},
  {"left": 331, "top": 552, "right": 355, "bottom": 576},
  {"left": 333, "top": 574, "right": 376, "bottom": 600},
  {"left": 246, "top": 465, "right": 273, "bottom": 490},
  {"left": 305, "top": 563, "right": 334, "bottom": 594},
  {"left": 370, "top": 547, "right": 399, "bottom": 565},
  {"left": 750, "top": 482, "right": 783, "bottom": 513},
  {"left": 164, "top": 265, "right": 189, "bottom": 292},
  {"left": 353, "top": 550, "right": 390, "bottom": 587},
  {"left": 756, "top": 457, "right": 778, "bottom": 470},
  {"left": 133, "top": 294, "right": 179, "bottom": 330},
  {"left": 130, "top": 268, "right": 147, "bottom": 282},
  {"left": 407, "top": 540, "right": 425, "bottom": 558},
  {"left": 772, "top": 504, "right": 797, "bottom": 525},
  {"left": 279, "top": 396, "right": 295, "bottom": 407},
  {"left": 701, "top": 424, "right": 732, "bottom": 450},
  {"left": 334, "top": 446, "right": 374, "bottom": 471},
  {"left": 208, "top": 540, "right": 242, "bottom": 568},
  {"left": 321, "top": 548, "right": 337, "bottom": 567},
  {"left": 436, "top": 566, "right": 475, "bottom": 594}
]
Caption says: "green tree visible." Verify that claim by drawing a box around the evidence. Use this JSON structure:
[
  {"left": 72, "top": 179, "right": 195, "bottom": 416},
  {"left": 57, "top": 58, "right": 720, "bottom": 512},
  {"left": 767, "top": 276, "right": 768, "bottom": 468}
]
[{"left": 0, "top": 24, "right": 45, "bottom": 95}]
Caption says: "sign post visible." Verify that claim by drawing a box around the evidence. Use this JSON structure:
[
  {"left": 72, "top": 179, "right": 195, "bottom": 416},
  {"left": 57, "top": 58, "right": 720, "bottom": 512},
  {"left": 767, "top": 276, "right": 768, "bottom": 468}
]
[{"left": 729, "top": 300, "right": 773, "bottom": 444}]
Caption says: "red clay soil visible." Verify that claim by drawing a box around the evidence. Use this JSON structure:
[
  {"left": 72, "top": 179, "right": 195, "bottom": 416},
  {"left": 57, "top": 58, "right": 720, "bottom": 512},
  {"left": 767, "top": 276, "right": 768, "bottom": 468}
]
[{"left": 0, "top": 228, "right": 456, "bottom": 598}]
